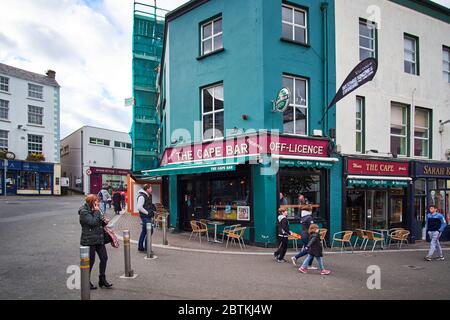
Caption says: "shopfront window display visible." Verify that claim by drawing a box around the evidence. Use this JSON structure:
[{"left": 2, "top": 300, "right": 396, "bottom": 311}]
[
  {"left": 208, "top": 177, "right": 250, "bottom": 221},
  {"left": 18, "top": 171, "right": 38, "bottom": 190},
  {"left": 39, "top": 173, "right": 52, "bottom": 190}
]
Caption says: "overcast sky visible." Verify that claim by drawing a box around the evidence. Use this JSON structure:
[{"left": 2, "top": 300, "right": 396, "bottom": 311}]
[{"left": 0, "top": 0, "right": 449, "bottom": 139}]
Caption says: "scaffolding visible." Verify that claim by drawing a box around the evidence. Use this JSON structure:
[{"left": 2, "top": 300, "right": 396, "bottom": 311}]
[{"left": 131, "top": 1, "right": 168, "bottom": 173}]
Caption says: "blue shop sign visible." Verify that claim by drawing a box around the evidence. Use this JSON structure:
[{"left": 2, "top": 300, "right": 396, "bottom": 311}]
[
  {"left": 1, "top": 160, "right": 54, "bottom": 172},
  {"left": 414, "top": 162, "right": 450, "bottom": 178}
]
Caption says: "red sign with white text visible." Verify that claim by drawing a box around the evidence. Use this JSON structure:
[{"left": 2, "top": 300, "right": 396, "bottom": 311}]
[
  {"left": 160, "top": 134, "right": 330, "bottom": 166},
  {"left": 347, "top": 159, "right": 409, "bottom": 176}
]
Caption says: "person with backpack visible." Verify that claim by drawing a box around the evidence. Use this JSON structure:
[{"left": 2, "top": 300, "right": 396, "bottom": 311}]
[
  {"left": 97, "top": 185, "right": 111, "bottom": 214},
  {"left": 298, "top": 224, "right": 331, "bottom": 275},
  {"left": 137, "top": 184, "right": 156, "bottom": 253},
  {"left": 274, "top": 208, "right": 292, "bottom": 263},
  {"left": 424, "top": 205, "right": 447, "bottom": 261},
  {"left": 291, "top": 206, "right": 316, "bottom": 269}
]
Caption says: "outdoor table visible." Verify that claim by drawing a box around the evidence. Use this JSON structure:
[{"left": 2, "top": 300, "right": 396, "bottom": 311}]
[{"left": 207, "top": 221, "right": 225, "bottom": 243}]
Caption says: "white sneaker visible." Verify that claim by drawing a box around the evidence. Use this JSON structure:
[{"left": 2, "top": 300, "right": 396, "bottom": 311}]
[
  {"left": 291, "top": 256, "right": 297, "bottom": 266},
  {"left": 307, "top": 266, "right": 318, "bottom": 270}
]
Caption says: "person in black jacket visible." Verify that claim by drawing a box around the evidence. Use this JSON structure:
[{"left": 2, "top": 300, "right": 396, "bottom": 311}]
[
  {"left": 112, "top": 191, "right": 122, "bottom": 215},
  {"left": 79, "top": 194, "right": 113, "bottom": 289},
  {"left": 291, "top": 206, "right": 316, "bottom": 269},
  {"left": 298, "top": 224, "right": 331, "bottom": 275},
  {"left": 274, "top": 208, "right": 292, "bottom": 263}
]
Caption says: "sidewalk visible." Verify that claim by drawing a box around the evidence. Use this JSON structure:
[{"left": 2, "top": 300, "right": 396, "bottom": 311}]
[{"left": 112, "top": 213, "right": 450, "bottom": 255}]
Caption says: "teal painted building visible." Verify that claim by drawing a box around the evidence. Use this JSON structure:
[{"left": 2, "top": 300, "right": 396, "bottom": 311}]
[{"left": 148, "top": 0, "right": 341, "bottom": 246}]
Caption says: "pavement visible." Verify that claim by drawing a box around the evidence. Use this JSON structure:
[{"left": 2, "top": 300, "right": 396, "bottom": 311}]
[{"left": 1, "top": 195, "right": 450, "bottom": 300}]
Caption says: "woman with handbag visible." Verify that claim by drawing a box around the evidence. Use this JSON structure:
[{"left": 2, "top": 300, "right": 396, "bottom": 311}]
[{"left": 79, "top": 194, "right": 113, "bottom": 289}]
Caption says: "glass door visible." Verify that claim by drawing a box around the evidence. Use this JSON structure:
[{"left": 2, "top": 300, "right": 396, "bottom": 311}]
[
  {"left": 6, "top": 171, "right": 17, "bottom": 195},
  {"left": 345, "top": 190, "right": 365, "bottom": 230},
  {"left": 366, "top": 190, "right": 388, "bottom": 230}
]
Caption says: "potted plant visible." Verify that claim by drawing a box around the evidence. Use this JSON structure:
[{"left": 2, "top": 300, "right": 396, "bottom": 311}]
[{"left": 0, "top": 150, "right": 6, "bottom": 160}]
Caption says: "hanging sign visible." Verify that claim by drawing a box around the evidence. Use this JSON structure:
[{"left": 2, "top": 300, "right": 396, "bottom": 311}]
[{"left": 272, "top": 88, "right": 290, "bottom": 113}]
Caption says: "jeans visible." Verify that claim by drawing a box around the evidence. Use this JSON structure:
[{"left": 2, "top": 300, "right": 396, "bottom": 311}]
[
  {"left": 294, "top": 248, "right": 314, "bottom": 266},
  {"left": 89, "top": 244, "right": 108, "bottom": 277},
  {"left": 301, "top": 254, "right": 325, "bottom": 271},
  {"left": 427, "top": 231, "right": 443, "bottom": 257},
  {"left": 274, "top": 237, "right": 288, "bottom": 260},
  {"left": 138, "top": 216, "right": 154, "bottom": 251},
  {"left": 100, "top": 201, "right": 107, "bottom": 214}
]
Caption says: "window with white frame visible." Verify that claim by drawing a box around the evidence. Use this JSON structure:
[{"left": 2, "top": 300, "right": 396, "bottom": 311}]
[
  {"left": 0, "top": 99, "right": 9, "bottom": 120},
  {"left": 282, "top": 4, "right": 307, "bottom": 44},
  {"left": 356, "top": 97, "right": 365, "bottom": 153},
  {"left": 414, "top": 108, "right": 430, "bottom": 158},
  {"left": 28, "top": 105, "right": 43, "bottom": 125},
  {"left": 89, "top": 137, "right": 110, "bottom": 146},
  {"left": 0, "top": 76, "right": 9, "bottom": 92},
  {"left": 404, "top": 34, "right": 419, "bottom": 75},
  {"left": 201, "top": 17, "right": 223, "bottom": 56},
  {"left": 359, "top": 19, "right": 376, "bottom": 61},
  {"left": 282, "top": 75, "right": 308, "bottom": 136},
  {"left": 443, "top": 46, "right": 450, "bottom": 83},
  {"left": 28, "top": 83, "right": 43, "bottom": 99},
  {"left": 0, "top": 130, "right": 8, "bottom": 151},
  {"left": 28, "top": 134, "right": 43, "bottom": 155},
  {"left": 391, "top": 103, "right": 409, "bottom": 157},
  {"left": 114, "top": 141, "right": 132, "bottom": 149},
  {"left": 202, "top": 83, "right": 224, "bottom": 141}
]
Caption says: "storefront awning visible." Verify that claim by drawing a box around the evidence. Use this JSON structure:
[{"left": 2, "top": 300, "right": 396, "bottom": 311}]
[
  {"left": 347, "top": 175, "right": 412, "bottom": 188},
  {"left": 274, "top": 155, "right": 339, "bottom": 170},
  {"left": 141, "top": 156, "right": 256, "bottom": 178}
]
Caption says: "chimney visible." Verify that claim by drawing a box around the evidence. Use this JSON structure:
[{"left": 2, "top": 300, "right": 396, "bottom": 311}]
[{"left": 46, "top": 70, "right": 56, "bottom": 79}]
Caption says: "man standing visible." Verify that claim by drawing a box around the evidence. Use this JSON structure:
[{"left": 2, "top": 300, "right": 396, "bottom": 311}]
[
  {"left": 425, "top": 205, "right": 447, "bottom": 261},
  {"left": 97, "top": 184, "right": 111, "bottom": 214},
  {"left": 137, "top": 184, "right": 156, "bottom": 252}
]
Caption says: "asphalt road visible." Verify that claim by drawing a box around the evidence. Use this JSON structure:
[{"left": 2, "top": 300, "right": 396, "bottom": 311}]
[{"left": 1, "top": 196, "right": 449, "bottom": 300}]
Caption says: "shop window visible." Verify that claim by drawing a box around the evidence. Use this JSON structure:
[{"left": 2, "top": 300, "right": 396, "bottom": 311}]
[
  {"left": 345, "top": 190, "right": 365, "bottom": 230},
  {"left": 279, "top": 169, "right": 323, "bottom": 222},
  {"left": 282, "top": 4, "right": 308, "bottom": 45},
  {"left": 359, "top": 19, "right": 377, "bottom": 61},
  {"left": 282, "top": 75, "right": 308, "bottom": 136},
  {"left": 18, "top": 172, "right": 38, "bottom": 190},
  {"left": 200, "top": 16, "right": 223, "bottom": 56},
  {"left": 390, "top": 103, "right": 409, "bottom": 157},
  {"left": 389, "top": 189, "right": 404, "bottom": 227},
  {"left": 40, "top": 173, "right": 52, "bottom": 190},
  {"left": 102, "top": 174, "right": 127, "bottom": 191},
  {"left": 414, "top": 108, "right": 430, "bottom": 158},
  {"left": 207, "top": 177, "right": 250, "bottom": 221}
]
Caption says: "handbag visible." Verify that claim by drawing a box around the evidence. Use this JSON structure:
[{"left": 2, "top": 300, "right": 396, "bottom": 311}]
[{"left": 103, "top": 226, "right": 120, "bottom": 248}]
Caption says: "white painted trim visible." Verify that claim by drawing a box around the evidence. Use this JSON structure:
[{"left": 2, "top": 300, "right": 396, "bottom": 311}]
[
  {"left": 347, "top": 175, "right": 412, "bottom": 181},
  {"left": 272, "top": 154, "right": 339, "bottom": 162}
]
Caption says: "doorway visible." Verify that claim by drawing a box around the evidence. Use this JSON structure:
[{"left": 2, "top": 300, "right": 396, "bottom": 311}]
[{"left": 6, "top": 172, "right": 17, "bottom": 195}]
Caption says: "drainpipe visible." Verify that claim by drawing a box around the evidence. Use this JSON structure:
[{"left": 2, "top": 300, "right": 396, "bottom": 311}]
[{"left": 321, "top": 2, "right": 329, "bottom": 136}]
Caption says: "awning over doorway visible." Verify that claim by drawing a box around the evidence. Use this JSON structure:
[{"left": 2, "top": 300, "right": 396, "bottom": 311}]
[{"left": 347, "top": 175, "right": 412, "bottom": 188}]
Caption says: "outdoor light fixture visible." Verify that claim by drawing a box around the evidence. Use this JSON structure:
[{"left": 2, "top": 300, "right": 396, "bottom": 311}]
[{"left": 242, "top": 114, "right": 248, "bottom": 120}]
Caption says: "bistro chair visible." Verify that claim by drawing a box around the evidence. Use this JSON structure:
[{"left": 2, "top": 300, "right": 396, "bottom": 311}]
[
  {"left": 364, "top": 231, "right": 385, "bottom": 252},
  {"left": 221, "top": 224, "right": 241, "bottom": 243},
  {"left": 354, "top": 229, "right": 369, "bottom": 249},
  {"left": 288, "top": 232, "right": 302, "bottom": 251},
  {"left": 331, "top": 231, "right": 354, "bottom": 253},
  {"left": 387, "top": 228, "right": 405, "bottom": 245},
  {"left": 388, "top": 230, "right": 410, "bottom": 249},
  {"left": 200, "top": 219, "right": 215, "bottom": 234},
  {"left": 318, "top": 228, "right": 328, "bottom": 249},
  {"left": 225, "top": 227, "right": 247, "bottom": 250},
  {"left": 189, "top": 220, "right": 209, "bottom": 244}
]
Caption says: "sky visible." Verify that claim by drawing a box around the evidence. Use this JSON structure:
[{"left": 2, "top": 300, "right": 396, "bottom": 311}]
[{"left": 0, "top": 0, "right": 449, "bottom": 139}]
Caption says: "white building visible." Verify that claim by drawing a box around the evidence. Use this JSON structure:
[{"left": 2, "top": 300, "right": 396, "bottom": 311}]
[
  {"left": 0, "top": 63, "right": 61, "bottom": 196},
  {"left": 60, "top": 126, "right": 132, "bottom": 195},
  {"left": 334, "top": 0, "right": 450, "bottom": 239}
]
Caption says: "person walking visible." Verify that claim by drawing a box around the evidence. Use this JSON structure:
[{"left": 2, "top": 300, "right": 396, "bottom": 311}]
[
  {"left": 97, "top": 185, "right": 111, "bottom": 214},
  {"left": 137, "top": 184, "right": 156, "bottom": 252},
  {"left": 120, "top": 191, "right": 126, "bottom": 210},
  {"left": 298, "top": 224, "right": 331, "bottom": 275},
  {"left": 274, "top": 208, "right": 292, "bottom": 263},
  {"left": 79, "top": 194, "right": 113, "bottom": 289},
  {"left": 112, "top": 191, "right": 122, "bottom": 215},
  {"left": 291, "top": 206, "right": 316, "bottom": 269},
  {"left": 424, "top": 205, "right": 447, "bottom": 261}
]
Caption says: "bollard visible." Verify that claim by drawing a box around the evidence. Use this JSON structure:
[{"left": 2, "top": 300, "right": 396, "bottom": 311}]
[
  {"left": 80, "top": 246, "right": 90, "bottom": 300},
  {"left": 162, "top": 215, "right": 168, "bottom": 245},
  {"left": 122, "top": 230, "right": 134, "bottom": 277},
  {"left": 145, "top": 223, "right": 157, "bottom": 260}
]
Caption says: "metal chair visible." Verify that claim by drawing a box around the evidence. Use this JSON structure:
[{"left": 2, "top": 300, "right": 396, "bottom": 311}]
[
  {"left": 331, "top": 231, "right": 354, "bottom": 253},
  {"left": 365, "top": 230, "right": 385, "bottom": 252},
  {"left": 189, "top": 220, "right": 209, "bottom": 243},
  {"left": 388, "top": 230, "right": 410, "bottom": 249},
  {"left": 318, "top": 228, "right": 328, "bottom": 249},
  {"left": 354, "top": 229, "right": 369, "bottom": 249},
  {"left": 225, "top": 227, "right": 247, "bottom": 250},
  {"left": 221, "top": 224, "right": 241, "bottom": 243},
  {"left": 288, "top": 232, "right": 301, "bottom": 251}
]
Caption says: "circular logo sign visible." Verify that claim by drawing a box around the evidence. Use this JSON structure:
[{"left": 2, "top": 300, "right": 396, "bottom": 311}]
[
  {"left": 273, "top": 88, "right": 290, "bottom": 113},
  {"left": 86, "top": 169, "right": 92, "bottom": 176},
  {"left": 5, "top": 151, "right": 16, "bottom": 160}
]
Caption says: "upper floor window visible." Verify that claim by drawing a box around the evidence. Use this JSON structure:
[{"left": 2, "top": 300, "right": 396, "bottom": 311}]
[
  {"left": 28, "top": 105, "right": 43, "bottom": 125},
  {"left": 201, "top": 17, "right": 223, "bottom": 56},
  {"left": 282, "top": 4, "right": 307, "bottom": 44},
  {"left": 202, "top": 83, "right": 224, "bottom": 141},
  {"left": 28, "top": 134, "right": 43, "bottom": 155},
  {"left": 89, "top": 137, "right": 110, "bottom": 146},
  {"left": 0, "top": 130, "right": 8, "bottom": 151},
  {"left": 359, "top": 19, "right": 377, "bottom": 61},
  {"left": 114, "top": 141, "right": 132, "bottom": 149},
  {"left": 391, "top": 103, "right": 409, "bottom": 157},
  {"left": 0, "top": 76, "right": 9, "bottom": 92},
  {"left": 404, "top": 34, "right": 419, "bottom": 75},
  {"left": 443, "top": 46, "right": 450, "bottom": 83},
  {"left": 28, "top": 83, "right": 43, "bottom": 99},
  {"left": 282, "top": 75, "right": 308, "bottom": 136},
  {"left": 355, "top": 97, "right": 365, "bottom": 153},
  {"left": 414, "top": 108, "right": 431, "bottom": 158},
  {"left": 0, "top": 99, "right": 9, "bottom": 120}
]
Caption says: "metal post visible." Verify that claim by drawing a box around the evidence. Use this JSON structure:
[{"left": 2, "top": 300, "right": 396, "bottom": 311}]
[
  {"left": 162, "top": 215, "right": 168, "bottom": 245},
  {"left": 122, "top": 230, "right": 134, "bottom": 277},
  {"left": 145, "top": 223, "right": 155, "bottom": 259},
  {"left": 80, "top": 246, "right": 90, "bottom": 301}
]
